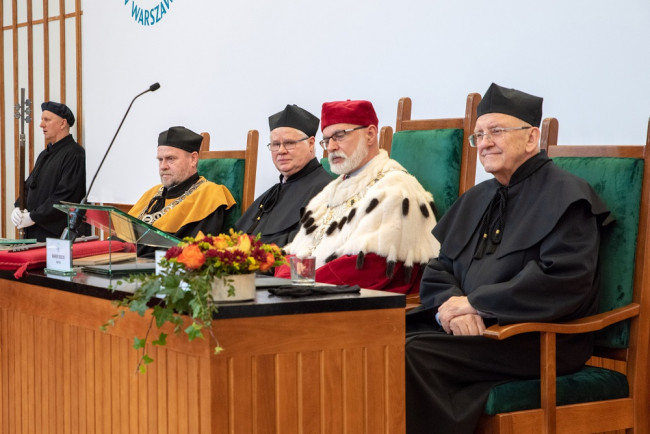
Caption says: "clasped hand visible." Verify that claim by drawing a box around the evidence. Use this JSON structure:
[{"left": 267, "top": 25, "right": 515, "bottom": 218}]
[
  {"left": 437, "top": 296, "right": 485, "bottom": 336},
  {"left": 11, "top": 207, "right": 35, "bottom": 229}
]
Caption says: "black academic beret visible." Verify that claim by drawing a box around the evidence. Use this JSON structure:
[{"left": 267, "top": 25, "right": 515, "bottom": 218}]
[
  {"left": 269, "top": 104, "right": 319, "bottom": 137},
  {"left": 158, "top": 126, "right": 203, "bottom": 153},
  {"left": 41, "top": 101, "right": 75, "bottom": 127},
  {"left": 477, "top": 83, "right": 543, "bottom": 127}
]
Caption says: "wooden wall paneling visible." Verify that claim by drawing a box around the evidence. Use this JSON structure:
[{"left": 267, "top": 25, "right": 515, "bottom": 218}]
[
  {"left": 42, "top": 0, "right": 49, "bottom": 101},
  {"left": 298, "top": 351, "right": 321, "bottom": 433},
  {"left": 277, "top": 352, "right": 299, "bottom": 433},
  {"left": 75, "top": 0, "right": 82, "bottom": 143},
  {"left": 323, "top": 348, "right": 344, "bottom": 432},
  {"left": 0, "top": 3, "right": 6, "bottom": 238},
  {"left": 25, "top": 311, "right": 36, "bottom": 434},
  {"left": 199, "top": 355, "right": 211, "bottom": 434},
  {"left": 2, "top": 2, "right": 83, "bottom": 238},
  {"left": 168, "top": 348, "right": 180, "bottom": 432},
  {"left": 343, "top": 347, "right": 365, "bottom": 433},
  {"left": 1, "top": 309, "right": 9, "bottom": 433},
  {"left": 365, "top": 346, "right": 388, "bottom": 433},
  {"left": 231, "top": 354, "right": 255, "bottom": 432},
  {"left": 254, "top": 353, "right": 277, "bottom": 433},
  {"left": 187, "top": 355, "right": 201, "bottom": 434},
  {"left": 12, "top": 0, "right": 19, "bottom": 240},
  {"left": 58, "top": 0, "right": 65, "bottom": 103},
  {"left": 27, "top": 0, "right": 34, "bottom": 169}
]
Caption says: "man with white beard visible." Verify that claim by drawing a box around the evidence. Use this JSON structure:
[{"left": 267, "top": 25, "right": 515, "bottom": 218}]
[{"left": 278, "top": 100, "right": 440, "bottom": 293}]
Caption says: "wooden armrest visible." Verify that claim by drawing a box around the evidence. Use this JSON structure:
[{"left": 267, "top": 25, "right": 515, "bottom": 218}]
[{"left": 482, "top": 303, "right": 640, "bottom": 340}]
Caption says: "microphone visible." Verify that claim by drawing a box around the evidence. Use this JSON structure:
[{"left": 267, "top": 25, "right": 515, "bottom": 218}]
[{"left": 63, "top": 82, "right": 161, "bottom": 241}]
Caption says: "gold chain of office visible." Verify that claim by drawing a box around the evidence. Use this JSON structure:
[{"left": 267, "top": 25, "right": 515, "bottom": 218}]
[
  {"left": 308, "top": 168, "right": 406, "bottom": 255},
  {"left": 139, "top": 178, "right": 206, "bottom": 225}
]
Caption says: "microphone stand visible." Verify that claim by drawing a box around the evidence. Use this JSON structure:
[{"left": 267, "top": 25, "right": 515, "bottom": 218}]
[{"left": 63, "top": 82, "right": 161, "bottom": 241}]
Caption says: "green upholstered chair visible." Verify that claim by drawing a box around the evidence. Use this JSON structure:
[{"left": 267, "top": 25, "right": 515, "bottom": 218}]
[
  {"left": 386, "top": 95, "right": 480, "bottom": 307},
  {"left": 477, "top": 118, "right": 650, "bottom": 434},
  {"left": 197, "top": 131, "right": 258, "bottom": 230},
  {"left": 388, "top": 94, "right": 480, "bottom": 220}
]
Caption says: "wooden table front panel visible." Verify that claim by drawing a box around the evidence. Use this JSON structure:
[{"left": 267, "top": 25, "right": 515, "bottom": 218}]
[{"left": 0, "top": 279, "right": 405, "bottom": 434}]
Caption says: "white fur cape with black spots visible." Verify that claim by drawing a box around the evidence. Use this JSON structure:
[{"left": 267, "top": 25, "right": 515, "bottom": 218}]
[{"left": 286, "top": 150, "right": 440, "bottom": 273}]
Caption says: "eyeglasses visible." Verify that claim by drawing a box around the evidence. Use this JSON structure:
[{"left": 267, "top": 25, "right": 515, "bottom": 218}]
[
  {"left": 319, "top": 125, "right": 367, "bottom": 149},
  {"left": 469, "top": 126, "right": 532, "bottom": 147},
  {"left": 267, "top": 136, "right": 309, "bottom": 152}
]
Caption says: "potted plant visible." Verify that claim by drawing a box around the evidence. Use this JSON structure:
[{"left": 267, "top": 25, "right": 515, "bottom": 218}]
[{"left": 102, "top": 230, "right": 285, "bottom": 373}]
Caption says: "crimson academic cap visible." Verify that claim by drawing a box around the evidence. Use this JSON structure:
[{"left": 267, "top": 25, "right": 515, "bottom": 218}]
[{"left": 320, "top": 100, "right": 378, "bottom": 131}]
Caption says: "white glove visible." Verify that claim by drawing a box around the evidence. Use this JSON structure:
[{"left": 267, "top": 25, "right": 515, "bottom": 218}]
[
  {"left": 11, "top": 207, "right": 22, "bottom": 227},
  {"left": 16, "top": 210, "right": 35, "bottom": 229}
]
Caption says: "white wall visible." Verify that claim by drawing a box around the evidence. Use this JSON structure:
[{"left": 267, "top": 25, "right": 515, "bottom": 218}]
[{"left": 83, "top": 0, "right": 650, "bottom": 203}]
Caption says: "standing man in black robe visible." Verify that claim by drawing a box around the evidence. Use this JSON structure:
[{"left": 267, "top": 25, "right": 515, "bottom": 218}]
[
  {"left": 12, "top": 101, "right": 86, "bottom": 241},
  {"left": 235, "top": 104, "right": 333, "bottom": 246},
  {"left": 405, "top": 83, "right": 612, "bottom": 433}
]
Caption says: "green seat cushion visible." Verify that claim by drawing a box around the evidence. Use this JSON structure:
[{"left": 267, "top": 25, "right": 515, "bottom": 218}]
[
  {"left": 197, "top": 158, "right": 246, "bottom": 230},
  {"left": 390, "top": 129, "right": 463, "bottom": 218},
  {"left": 320, "top": 157, "right": 336, "bottom": 178},
  {"left": 484, "top": 366, "right": 629, "bottom": 415},
  {"left": 551, "top": 157, "right": 643, "bottom": 348}
]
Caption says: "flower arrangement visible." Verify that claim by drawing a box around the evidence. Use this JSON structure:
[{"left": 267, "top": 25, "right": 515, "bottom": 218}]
[{"left": 103, "top": 230, "right": 285, "bottom": 373}]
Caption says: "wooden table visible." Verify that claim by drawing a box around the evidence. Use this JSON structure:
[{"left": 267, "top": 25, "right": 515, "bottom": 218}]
[{"left": 0, "top": 270, "right": 405, "bottom": 433}]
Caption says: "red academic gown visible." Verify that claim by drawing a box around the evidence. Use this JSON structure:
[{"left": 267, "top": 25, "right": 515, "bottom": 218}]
[{"left": 275, "top": 252, "right": 424, "bottom": 294}]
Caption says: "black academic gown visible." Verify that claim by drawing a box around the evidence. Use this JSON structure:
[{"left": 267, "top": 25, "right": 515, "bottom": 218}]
[
  {"left": 15, "top": 134, "right": 86, "bottom": 241},
  {"left": 235, "top": 158, "right": 333, "bottom": 246},
  {"left": 405, "top": 152, "right": 611, "bottom": 434}
]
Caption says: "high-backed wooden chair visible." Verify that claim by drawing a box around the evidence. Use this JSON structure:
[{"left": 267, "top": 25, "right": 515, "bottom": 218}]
[
  {"left": 197, "top": 131, "right": 258, "bottom": 229},
  {"left": 387, "top": 94, "right": 480, "bottom": 220},
  {"left": 477, "top": 119, "right": 650, "bottom": 434},
  {"left": 388, "top": 94, "right": 479, "bottom": 307}
]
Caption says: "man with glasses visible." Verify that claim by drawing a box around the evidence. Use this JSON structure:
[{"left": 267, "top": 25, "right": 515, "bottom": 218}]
[
  {"left": 279, "top": 99, "right": 439, "bottom": 293},
  {"left": 404, "top": 83, "right": 611, "bottom": 433},
  {"left": 235, "top": 104, "right": 333, "bottom": 246}
]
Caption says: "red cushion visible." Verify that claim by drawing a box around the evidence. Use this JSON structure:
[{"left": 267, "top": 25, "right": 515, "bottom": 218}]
[{"left": 0, "top": 240, "right": 126, "bottom": 271}]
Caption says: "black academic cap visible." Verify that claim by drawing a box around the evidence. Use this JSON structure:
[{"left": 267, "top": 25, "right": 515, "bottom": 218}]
[
  {"left": 41, "top": 101, "right": 75, "bottom": 127},
  {"left": 158, "top": 126, "right": 203, "bottom": 153},
  {"left": 268, "top": 104, "right": 320, "bottom": 137},
  {"left": 477, "top": 83, "right": 543, "bottom": 127}
]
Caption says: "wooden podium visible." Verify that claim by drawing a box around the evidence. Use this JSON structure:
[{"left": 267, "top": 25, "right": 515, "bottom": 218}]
[{"left": 0, "top": 271, "right": 405, "bottom": 433}]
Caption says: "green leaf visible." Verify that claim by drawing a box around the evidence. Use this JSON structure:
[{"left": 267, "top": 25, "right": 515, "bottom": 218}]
[
  {"left": 152, "top": 305, "right": 174, "bottom": 328},
  {"left": 142, "top": 354, "right": 154, "bottom": 364},
  {"left": 152, "top": 332, "right": 167, "bottom": 346},
  {"left": 189, "top": 297, "right": 202, "bottom": 318},
  {"left": 142, "top": 280, "right": 162, "bottom": 300},
  {"left": 129, "top": 298, "right": 149, "bottom": 316},
  {"left": 133, "top": 336, "right": 146, "bottom": 350},
  {"left": 185, "top": 322, "right": 204, "bottom": 341},
  {"left": 166, "top": 284, "right": 187, "bottom": 304}
]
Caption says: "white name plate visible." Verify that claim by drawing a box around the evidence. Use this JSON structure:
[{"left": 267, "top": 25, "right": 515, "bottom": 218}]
[{"left": 44, "top": 238, "right": 75, "bottom": 276}]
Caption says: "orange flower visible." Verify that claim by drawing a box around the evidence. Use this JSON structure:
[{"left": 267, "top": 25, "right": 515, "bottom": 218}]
[
  {"left": 235, "top": 234, "right": 251, "bottom": 254},
  {"left": 211, "top": 235, "right": 229, "bottom": 250},
  {"left": 258, "top": 252, "right": 276, "bottom": 272},
  {"left": 177, "top": 244, "right": 206, "bottom": 270}
]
